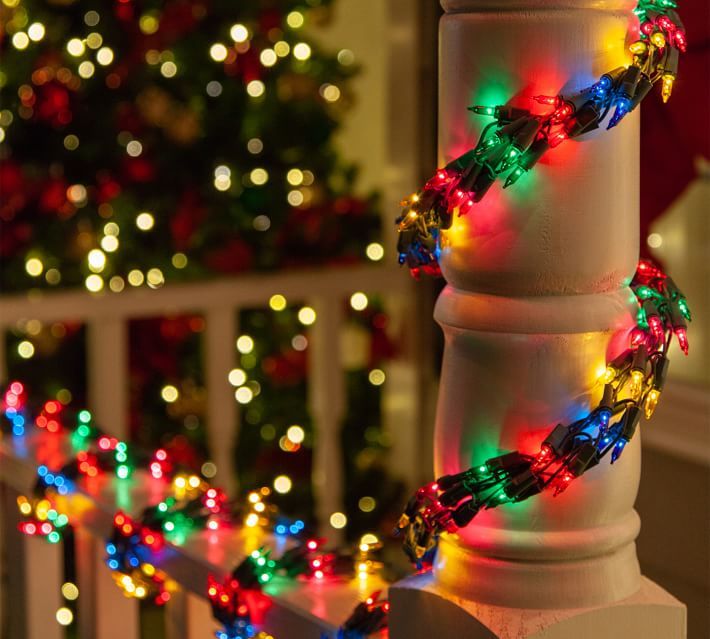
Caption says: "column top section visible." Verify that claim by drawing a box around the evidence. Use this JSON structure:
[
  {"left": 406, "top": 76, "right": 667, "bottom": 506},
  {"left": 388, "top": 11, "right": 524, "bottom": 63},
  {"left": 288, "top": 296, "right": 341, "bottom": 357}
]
[{"left": 441, "top": 0, "right": 637, "bottom": 11}]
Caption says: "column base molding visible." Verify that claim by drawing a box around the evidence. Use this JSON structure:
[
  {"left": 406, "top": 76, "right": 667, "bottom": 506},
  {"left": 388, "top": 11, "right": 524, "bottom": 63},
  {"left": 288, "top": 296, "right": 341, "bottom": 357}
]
[{"left": 389, "top": 572, "right": 686, "bottom": 639}]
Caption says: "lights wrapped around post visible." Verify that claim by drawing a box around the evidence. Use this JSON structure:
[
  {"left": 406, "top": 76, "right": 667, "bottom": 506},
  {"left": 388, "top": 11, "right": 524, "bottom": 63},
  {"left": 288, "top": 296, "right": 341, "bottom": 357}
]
[
  {"left": 395, "top": 0, "right": 686, "bottom": 274},
  {"left": 395, "top": 260, "right": 691, "bottom": 565}
]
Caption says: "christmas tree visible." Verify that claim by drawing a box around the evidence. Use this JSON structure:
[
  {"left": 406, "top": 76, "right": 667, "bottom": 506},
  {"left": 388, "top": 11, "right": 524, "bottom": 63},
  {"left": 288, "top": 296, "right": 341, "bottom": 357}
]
[{"left": 1, "top": 0, "right": 401, "bottom": 536}]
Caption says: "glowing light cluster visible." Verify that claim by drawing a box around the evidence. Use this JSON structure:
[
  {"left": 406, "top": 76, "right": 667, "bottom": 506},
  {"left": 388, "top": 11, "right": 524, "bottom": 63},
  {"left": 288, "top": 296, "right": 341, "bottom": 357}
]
[{"left": 396, "top": 260, "right": 691, "bottom": 568}]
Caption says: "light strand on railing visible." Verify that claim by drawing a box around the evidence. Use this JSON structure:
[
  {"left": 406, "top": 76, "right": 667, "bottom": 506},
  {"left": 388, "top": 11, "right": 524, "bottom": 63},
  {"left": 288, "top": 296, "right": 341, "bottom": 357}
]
[
  {"left": 395, "top": 259, "right": 691, "bottom": 565},
  {"left": 395, "top": 0, "right": 687, "bottom": 276}
]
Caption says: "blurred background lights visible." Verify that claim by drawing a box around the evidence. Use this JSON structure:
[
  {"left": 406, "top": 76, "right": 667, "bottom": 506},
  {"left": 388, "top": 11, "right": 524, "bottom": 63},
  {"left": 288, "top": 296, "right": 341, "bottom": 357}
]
[
  {"left": 230, "top": 24, "right": 249, "bottom": 43},
  {"left": 25, "top": 257, "right": 43, "bottom": 276},
  {"left": 86, "top": 33, "right": 103, "bottom": 49},
  {"left": 100, "top": 235, "right": 119, "bottom": 252},
  {"left": 96, "top": 47, "right": 114, "bottom": 66},
  {"left": 209, "top": 43, "right": 228, "bottom": 62},
  {"left": 85, "top": 274, "right": 104, "bottom": 292},
  {"left": 273, "top": 475, "right": 292, "bottom": 494},
  {"left": 337, "top": 49, "right": 355, "bottom": 65},
  {"left": 253, "top": 215, "right": 270, "bottom": 231},
  {"left": 350, "top": 292, "right": 368, "bottom": 311},
  {"left": 247, "top": 138, "right": 263, "bottom": 154},
  {"left": 17, "top": 341, "right": 35, "bottom": 359},
  {"left": 109, "top": 276, "right": 124, "bottom": 292},
  {"left": 297, "top": 306, "right": 316, "bottom": 325},
  {"left": 126, "top": 140, "right": 142, "bottom": 157},
  {"left": 160, "top": 61, "right": 177, "bottom": 78},
  {"left": 66, "top": 38, "right": 85, "bottom": 56},
  {"left": 104, "top": 222, "right": 119, "bottom": 236},
  {"left": 358, "top": 496, "right": 376, "bottom": 512},
  {"left": 235, "top": 387, "right": 253, "bottom": 404},
  {"left": 228, "top": 369, "right": 247, "bottom": 386},
  {"left": 274, "top": 41, "right": 290, "bottom": 57},
  {"left": 287, "top": 425, "right": 305, "bottom": 444},
  {"left": 28, "top": 23, "right": 45, "bottom": 41},
  {"left": 46, "top": 269, "right": 61, "bottom": 285},
  {"left": 320, "top": 84, "right": 341, "bottom": 102},
  {"left": 293, "top": 43, "right": 311, "bottom": 60},
  {"left": 64, "top": 134, "right": 80, "bottom": 149},
  {"left": 78, "top": 61, "right": 95, "bottom": 78},
  {"left": 361, "top": 533, "right": 379, "bottom": 546},
  {"left": 206, "top": 80, "right": 222, "bottom": 97},
  {"left": 366, "top": 242, "right": 384, "bottom": 261},
  {"left": 250, "top": 168, "right": 268, "bottom": 185},
  {"left": 87, "top": 249, "right": 106, "bottom": 272},
  {"left": 146, "top": 268, "right": 164, "bottom": 288},
  {"left": 260, "top": 49, "right": 277, "bottom": 67},
  {"left": 287, "top": 168, "right": 304, "bottom": 185},
  {"left": 647, "top": 232, "right": 663, "bottom": 248},
  {"left": 368, "top": 369, "right": 386, "bottom": 386},
  {"left": 201, "top": 461, "right": 217, "bottom": 478},
  {"left": 291, "top": 335, "right": 308, "bottom": 351},
  {"left": 136, "top": 212, "right": 155, "bottom": 230},
  {"left": 172, "top": 253, "right": 188, "bottom": 269},
  {"left": 11, "top": 33, "right": 29, "bottom": 50},
  {"left": 269, "top": 294, "right": 287, "bottom": 311},
  {"left": 127, "top": 269, "right": 144, "bottom": 286},
  {"left": 286, "top": 11, "right": 304, "bottom": 29},
  {"left": 139, "top": 15, "right": 159, "bottom": 35},
  {"left": 84, "top": 10, "right": 100, "bottom": 26},
  {"left": 61, "top": 582, "right": 79, "bottom": 600},
  {"left": 287, "top": 190, "right": 304, "bottom": 206},
  {"left": 56, "top": 607, "right": 73, "bottom": 626},
  {"left": 161, "top": 385, "right": 179, "bottom": 403},
  {"left": 236, "top": 335, "right": 254, "bottom": 354},
  {"left": 330, "top": 512, "right": 347, "bottom": 529},
  {"left": 246, "top": 80, "right": 265, "bottom": 98}
]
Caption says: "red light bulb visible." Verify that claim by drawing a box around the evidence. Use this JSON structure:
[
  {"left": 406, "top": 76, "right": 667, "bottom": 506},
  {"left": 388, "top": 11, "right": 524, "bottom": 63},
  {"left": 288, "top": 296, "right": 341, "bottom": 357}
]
[
  {"left": 674, "top": 327, "right": 689, "bottom": 355},
  {"left": 674, "top": 31, "right": 687, "bottom": 52}
]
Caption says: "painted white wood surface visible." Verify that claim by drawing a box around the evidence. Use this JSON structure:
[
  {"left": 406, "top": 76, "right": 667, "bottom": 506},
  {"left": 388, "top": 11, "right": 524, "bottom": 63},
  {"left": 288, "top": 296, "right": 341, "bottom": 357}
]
[{"left": 23, "top": 535, "right": 63, "bottom": 639}]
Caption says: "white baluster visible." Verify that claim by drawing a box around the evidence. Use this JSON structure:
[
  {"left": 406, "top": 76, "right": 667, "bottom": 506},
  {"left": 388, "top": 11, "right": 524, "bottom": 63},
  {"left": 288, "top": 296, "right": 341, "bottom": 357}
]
[
  {"left": 164, "top": 587, "right": 187, "bottom": 639},
  {"left": 308, "top": 297, "right": 346, "bottom": 542},
  {"left": 23, "top": 535, "right": 63, "bottom": 639},
  {"left": 1, "top": 485, "right": 26, "bottom": 637},
  {"left": 93, "top": 541, "right": 139, "bottom": 639},
  {"left": 88, "top": 318, "right": 129, "bottom": 438},
  {"left": 204, "top": 306, "right": 238, "bottom": 495},
  {"left": 187, "top": 591, "right": 217, "bottom": 639},
  {"left": 74, "top": 527, "right": 97, "bottom": 639}
]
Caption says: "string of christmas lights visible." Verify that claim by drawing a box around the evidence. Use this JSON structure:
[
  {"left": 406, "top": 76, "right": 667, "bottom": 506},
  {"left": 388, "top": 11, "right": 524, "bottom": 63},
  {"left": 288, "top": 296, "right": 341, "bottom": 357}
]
[
  {"left": 395, "top": 259, "right": 691, "bottom": 564},
  {"left": 395, "top": 0, "right": 686, "bottom": 275},
  {"left": 1, "top": 384, "right": 391, "bottom": 636},
  {"left": 208, "top": 529, "right": 386, "bottom": 638}
]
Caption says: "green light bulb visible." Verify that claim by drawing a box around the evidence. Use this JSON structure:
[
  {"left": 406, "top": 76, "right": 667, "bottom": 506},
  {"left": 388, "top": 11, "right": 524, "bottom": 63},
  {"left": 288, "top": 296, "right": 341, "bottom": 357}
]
[{"left": 678, "top": 298, "right": 691, "bottom": 320}]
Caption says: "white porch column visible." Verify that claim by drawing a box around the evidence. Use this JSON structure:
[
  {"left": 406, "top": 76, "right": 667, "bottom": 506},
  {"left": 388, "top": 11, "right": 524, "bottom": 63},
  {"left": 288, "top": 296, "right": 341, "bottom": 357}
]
[{"left": 390, "top": 0, "right": 685, "bottom": 636}]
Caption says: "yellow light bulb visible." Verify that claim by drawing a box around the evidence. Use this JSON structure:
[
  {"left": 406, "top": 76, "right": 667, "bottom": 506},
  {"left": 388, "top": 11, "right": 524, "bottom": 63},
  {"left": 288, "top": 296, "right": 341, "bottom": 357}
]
[
  {"left": 650, "top": 32, "right": 666, "bottom": 48},
  {"left": 600, "top": 366, "right": 617, "bottom": 384},
  {"left": 661, "top": 75, "right": 674, "bottom": 103},
  {"left": 629, "top": 41, "right": 647, "bottom": 56},
  {"left": 644, "top": 389, "right": 661, "bottom": 419},
  {"left": 629, "top": 369, "right": 644, "bottom": 400}
]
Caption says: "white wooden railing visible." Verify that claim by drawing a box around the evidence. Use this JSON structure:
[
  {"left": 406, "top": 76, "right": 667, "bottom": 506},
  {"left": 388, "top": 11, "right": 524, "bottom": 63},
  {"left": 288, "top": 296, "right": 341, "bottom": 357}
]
[{"left": 0, "top": 263, "right": 426, "bottom": 639}]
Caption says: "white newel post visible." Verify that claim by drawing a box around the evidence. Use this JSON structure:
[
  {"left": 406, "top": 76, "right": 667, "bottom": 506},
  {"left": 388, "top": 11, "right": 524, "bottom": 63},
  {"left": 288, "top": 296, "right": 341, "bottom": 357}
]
[{"left": 390, "top": 0, "right": 686, "bottom": 636}]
